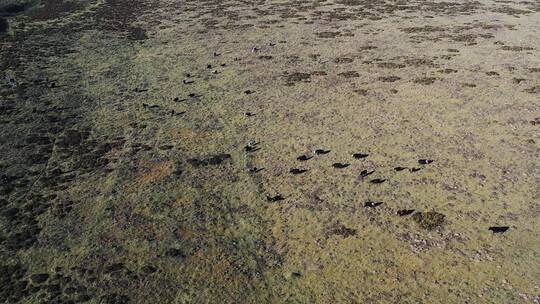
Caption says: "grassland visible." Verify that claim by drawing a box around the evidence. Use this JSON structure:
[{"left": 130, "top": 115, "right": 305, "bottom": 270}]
[{"left": 0, "top": 0, "right": 539, "bottom": 303}]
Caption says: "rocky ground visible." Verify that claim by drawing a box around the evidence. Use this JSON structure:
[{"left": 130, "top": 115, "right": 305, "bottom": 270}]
[{"left": 1, "top": 0, "right": 539, "bottom": 303}]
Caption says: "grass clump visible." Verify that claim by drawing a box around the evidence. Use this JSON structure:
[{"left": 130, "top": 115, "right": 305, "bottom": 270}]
[{"left": 412, "top": 211, "right": 445, "bottom": 230}]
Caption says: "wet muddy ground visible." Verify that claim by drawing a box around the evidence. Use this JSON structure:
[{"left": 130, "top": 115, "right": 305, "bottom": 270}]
[{"left": 0, "top": 0, "right": 539, "bottom": 303}]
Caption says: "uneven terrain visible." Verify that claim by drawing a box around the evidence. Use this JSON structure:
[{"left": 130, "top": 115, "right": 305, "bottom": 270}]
[{"left": 1, "top": 0, "right": 539, "bottom": 303}]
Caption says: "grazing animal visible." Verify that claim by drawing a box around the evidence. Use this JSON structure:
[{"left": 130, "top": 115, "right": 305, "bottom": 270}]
[
  {"left": 332, "top": 163, "right": 350, "bottom": 169},
  {"left": 489, "top": 226, "right": 510, "bottom": 233},
  {"left": 418, "top": 159, "right": 434, "bottom": 165},
  {"left": 370, "top": 178, "right": 386, "bottom": 184},
  {"left": 397, "top": 209, "right": 415, "bottom": 216},
  {"left": 267, "top": 195, "right": 284, "bottom": 202},
  {"left": 290, "top": 168, "right": 308, "bottom": 175},
  {"left": 364, "top": 201, "right": 383, "bottom": 208},
  {"left": 297, "top": 155, "right": 312, "bottom": 161},
  {"left": 394, "top": 167, "right": 407, "bottom": 171},
  {"left": 359, "top": 170, "right": 375, "bottom": 178},
  {"left": 248, "top": 167, "right": 264, "bottom": 173},
  {"left": 352, "top": 153, "right": 369, "bottom": 159},
  {"left": 245, "top": 145, "right": 259, "bottom": 153},
  {"left": 314, "top": 149, "right": 331, "bottom": 155}
]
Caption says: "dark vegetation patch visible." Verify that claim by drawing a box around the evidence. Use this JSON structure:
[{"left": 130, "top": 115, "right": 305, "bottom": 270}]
[
  {"left": 334, "top": 57, "right": 354, "bottom": 64},
  {"left": 0, "top": 263, "right": 29, "bottom": 303},
  {"left": 328, "top": 223, "right": 357, "bottom": 238},
  {"left": 316, "top": 31, "right": 341, "bottom": 38},
  {"left": 359, "top": 45, "right": 377, "bottom": 51},
  {"left": 377, "top": 62, "right": 405, "bottom": 69},
  {"left": 492, "top": 5, "right": 532, "bottom": 16},
  {"left": 26, "top": 0, "right": 86, "bottom": 21},
  {"left": 284, "top": 72, "right": 311, "bottom": 85},
  {"left": 354, "top": 89, "right": 368, "bottom": 95},
  {"left": 500, "top": 45, "right": 534, "bottom": 51},
  {"left": 414, "top": 77, "right": 438, "bottom": 85},
  {"left": 188, "top": 154, "right": 231, "bottom": 167},
  {"left": 412, "top": 211, "right": 445, "bottom": 230},
  {"left": 524, "top": 86, "right": 540, "bottom": 94},
  {"left": 0, "top": 0, "right": 37, "bottom": 17},
  {"left": 338, "top": 71, "right": 359, "bottom": 78},
  {"left": 128, "top": 27, "right": 148, "bottom": 40},
  {"left": 378, "top": 76, "right": 401, "bottom": 82},
  {"left": 0, "top": 17, "right": 7, "bottom": 33},
  {"left": 311, "top": 71, "right": 327, "bottom": 76},
  {"left": 332, "top": 225, "right": 357, "bottom": 237},
  {"left": 402, "top": 25, "right": 445, "bottom": 34},
  {"left": 438, "top": 68, "right": 457, "bottom": 74}
]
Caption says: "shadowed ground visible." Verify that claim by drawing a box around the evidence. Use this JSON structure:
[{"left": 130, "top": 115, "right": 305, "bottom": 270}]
[{"left": 0, "top": 0, "right": 539, "bottom": 303}]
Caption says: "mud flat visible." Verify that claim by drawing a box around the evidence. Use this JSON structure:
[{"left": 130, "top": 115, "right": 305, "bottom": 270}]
[{"left": 0, "top": 0, "right": 539, "bottom": 303}]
